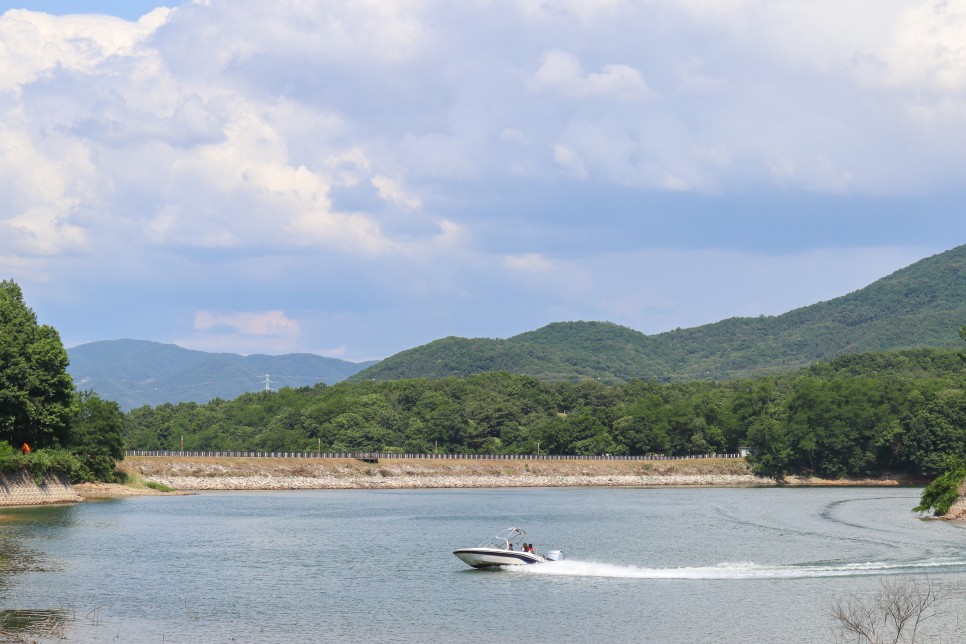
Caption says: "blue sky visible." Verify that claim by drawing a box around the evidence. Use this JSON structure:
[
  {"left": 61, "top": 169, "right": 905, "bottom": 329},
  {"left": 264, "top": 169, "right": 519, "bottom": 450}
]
[
  {"left": 2, "top": 1, "right": 965, "bottom": 361},
  {"left": 0, "top": 1, "right": 162, "bottom": 19}
]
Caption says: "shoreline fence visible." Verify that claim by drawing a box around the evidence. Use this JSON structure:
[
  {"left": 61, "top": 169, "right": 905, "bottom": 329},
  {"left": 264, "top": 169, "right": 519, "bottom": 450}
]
[{"left": 126, "top": 450, "right": 743, "bottom": 461}]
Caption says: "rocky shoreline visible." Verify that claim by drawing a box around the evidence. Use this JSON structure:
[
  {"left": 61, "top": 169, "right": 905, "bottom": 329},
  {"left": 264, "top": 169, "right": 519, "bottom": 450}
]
[
  {"left": 145, "top": 472, "right": 767, "bottom": 490},
  {"left": 3, "top": 457, "right": 925, "bottom": 506},
  {"left": 117, "top": 455, "right": 919, "bottom": 493}
]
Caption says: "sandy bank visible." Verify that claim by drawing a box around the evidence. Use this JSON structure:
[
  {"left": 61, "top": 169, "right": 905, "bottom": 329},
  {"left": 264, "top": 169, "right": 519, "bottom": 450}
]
[
  {"left": 116, "top": 456, "right": 920, "bottom": 492},
  {"left": 72, "top": 482, "right": 188, "bottom": 499}
]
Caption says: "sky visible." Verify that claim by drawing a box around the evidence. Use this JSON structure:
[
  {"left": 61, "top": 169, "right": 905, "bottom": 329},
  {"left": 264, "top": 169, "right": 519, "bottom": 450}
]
[{"left": 2, "top": 0, "right": 966, "bottom": 362}]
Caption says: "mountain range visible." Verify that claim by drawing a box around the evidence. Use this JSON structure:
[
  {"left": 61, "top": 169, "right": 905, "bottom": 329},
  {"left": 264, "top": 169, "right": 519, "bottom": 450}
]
[
  {"left": 69, "top": 243, "right": 966, "bottom": 408},
  {"left": 350, "top": 243, "right": 966, "bottom": 382},
  {"left": 67, "top": 340, "right": 375, "bottom": 411}
]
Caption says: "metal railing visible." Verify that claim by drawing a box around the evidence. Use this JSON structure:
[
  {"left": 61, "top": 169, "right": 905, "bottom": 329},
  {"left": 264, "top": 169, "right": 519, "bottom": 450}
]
[{"left": 126, "top": 450, "right": 743, "bottom": 461}]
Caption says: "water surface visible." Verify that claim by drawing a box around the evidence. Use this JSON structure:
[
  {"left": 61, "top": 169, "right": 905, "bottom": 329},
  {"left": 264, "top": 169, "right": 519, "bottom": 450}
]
[{"left": 2, "top": 487, "right": 964, "bottom": 642}]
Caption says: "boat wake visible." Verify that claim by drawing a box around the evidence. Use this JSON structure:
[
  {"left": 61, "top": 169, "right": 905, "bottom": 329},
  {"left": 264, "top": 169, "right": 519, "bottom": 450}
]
[{"left": 505, "top": 558, "right": 966, "bottom": 580}]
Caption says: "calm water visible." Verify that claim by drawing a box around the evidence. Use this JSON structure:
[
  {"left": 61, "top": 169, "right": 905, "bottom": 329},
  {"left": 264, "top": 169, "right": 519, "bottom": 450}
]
[{"left": 2, "top": 487, "right": 965, "bottom": 643}]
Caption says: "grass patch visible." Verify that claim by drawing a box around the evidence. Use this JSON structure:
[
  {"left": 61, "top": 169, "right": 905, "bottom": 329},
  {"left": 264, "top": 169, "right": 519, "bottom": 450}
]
[
  {"left": 116, "top": 470, "right": 175, "bottom": 492},
  {"left": 143, "top": 481, "right": 175, "bottom": 493}
]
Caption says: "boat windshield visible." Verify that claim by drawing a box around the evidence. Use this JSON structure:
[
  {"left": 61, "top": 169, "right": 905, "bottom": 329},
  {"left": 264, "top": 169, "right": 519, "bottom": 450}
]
[{"left": 479, "top": 527, "right": 528, "bottom": 550}]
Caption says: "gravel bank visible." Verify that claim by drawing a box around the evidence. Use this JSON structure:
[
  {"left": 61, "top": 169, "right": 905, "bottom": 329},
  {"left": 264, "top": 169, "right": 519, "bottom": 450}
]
[
  {"left": 146, "top": 472, "right": 766, "bottom": 490},
  {"left": 118, "top": 455, "right": 913, "bottom": 491}
]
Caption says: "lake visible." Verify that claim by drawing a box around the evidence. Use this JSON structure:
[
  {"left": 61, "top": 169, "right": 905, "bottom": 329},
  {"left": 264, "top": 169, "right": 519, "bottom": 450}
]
[{"left": 2, "top": 487, "right": 965, "bottom": 642}]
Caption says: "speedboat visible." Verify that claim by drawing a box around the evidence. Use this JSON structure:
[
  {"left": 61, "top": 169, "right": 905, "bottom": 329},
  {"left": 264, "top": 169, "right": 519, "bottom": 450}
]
[{"left": 453, "top": 527, "right": 563, "bottom": 569}]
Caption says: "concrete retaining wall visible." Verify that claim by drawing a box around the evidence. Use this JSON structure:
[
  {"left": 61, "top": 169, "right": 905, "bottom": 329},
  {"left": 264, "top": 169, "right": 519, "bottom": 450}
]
[{"left": 0, "top": 471, "right": 81, "bottom": 506}]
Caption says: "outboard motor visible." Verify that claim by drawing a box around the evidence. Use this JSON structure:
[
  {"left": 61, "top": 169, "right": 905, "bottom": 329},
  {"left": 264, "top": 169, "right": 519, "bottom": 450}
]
[{"left": 545, "top": 550, "right": 564, "bottom": 561}]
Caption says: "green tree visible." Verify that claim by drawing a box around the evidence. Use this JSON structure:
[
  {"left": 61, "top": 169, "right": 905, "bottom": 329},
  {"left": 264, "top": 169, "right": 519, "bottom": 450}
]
[
  {"left": 746, "top": 416, "right": 792, "bottom": 481},
  {"left": 914, "top": 466, "right": 966, "bottom": 516},
  {"left": 0, "top": 280, "right": 75, "bottom": 450},
  {"left": 69, "top": 391, "right": 125, "bottom": 481}
]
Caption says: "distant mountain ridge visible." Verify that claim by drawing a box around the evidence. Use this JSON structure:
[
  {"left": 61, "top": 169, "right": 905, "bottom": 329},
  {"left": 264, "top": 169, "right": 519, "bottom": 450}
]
[
  {"left": 352, "top": 243, "right": 966, "bottom": 383},
  {"left": 67, "top": 340, "right": 375, "bottom": 410},
  {"left": 72, "top": 244, "right": 966, "bottom": 407}
]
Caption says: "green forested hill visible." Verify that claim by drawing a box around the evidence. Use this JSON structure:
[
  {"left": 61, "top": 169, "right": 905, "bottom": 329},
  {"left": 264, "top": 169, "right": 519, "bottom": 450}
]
[
  {"left": 353, "top": 244, "right": 966, "bottom": 382},
  {"left": 124, "top": 346, "right": 966, "bottom": 479}
]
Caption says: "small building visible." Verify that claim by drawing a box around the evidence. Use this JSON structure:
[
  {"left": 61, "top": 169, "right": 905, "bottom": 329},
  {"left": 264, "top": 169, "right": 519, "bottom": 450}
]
[{"left": 738, "top": 446, "right": 752, "bottom": 458}]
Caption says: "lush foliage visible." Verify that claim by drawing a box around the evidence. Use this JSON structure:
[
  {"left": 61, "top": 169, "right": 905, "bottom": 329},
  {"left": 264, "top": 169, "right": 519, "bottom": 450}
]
[
  {"left": 353, "top": 245, "right": 966, "bottom": 383},
  {"left": 0, "top": 280, "right": 75, "bottom": 449},
  {"left": 125, "top": 347, "right": 966, "bottom": 480},
  {"left": 0, "top": 280, "right": 127, "bottom": 482},
  {"left": 0, "top": 441, "right": 83, "bottom": 483},
  {"left": 66, "top": 391, "right": 127, "bottom": 482},
  {"left": 914, "top": 467, "right": 966, "bottom": 515}
]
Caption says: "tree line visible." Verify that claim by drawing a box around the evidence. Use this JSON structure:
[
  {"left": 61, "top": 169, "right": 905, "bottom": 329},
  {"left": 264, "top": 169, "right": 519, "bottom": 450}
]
[
  {"left": 125, "top": 344, "right": 966, "bottom": 480},
  {"left": 4, "top": 276, "right": 965, "bottom": 483}
]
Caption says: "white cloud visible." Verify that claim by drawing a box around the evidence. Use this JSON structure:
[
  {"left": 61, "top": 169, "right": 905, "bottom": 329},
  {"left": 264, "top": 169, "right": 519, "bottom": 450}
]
[
  {"left": 5, "top": 0, "right": 966, "bottom": 266},
  {"left": 432, "top": 220, "right": 463, "bottom": 246},
  {"left": 195, "top": 309, "right": 299, "bottom": 336},
  {"left": 2, "top": 0, "right": 965, "bottom": 359},
  {"left": 552, "top": 144, "right": 588, "bottom": 179},
  {"left": 502, "top": 252, "right": 555, "bottom": 273},
  {"left": 0, "top": 8, "right": 170, "bottom": 91},
  {"left": 500, "top": 252, "right": 593, "bottom": 300},
  {"left": 186, "top": 309, "right": 302, "bottom": 354},
  {"left": 516, "top": 0, "right": 626, "bottom": 22},
  {"left": 3, "top": 205, "right": 88, "bottom": 255},
  {"left": 0, "top": 111, "right": 95, "bottom": 255},
  {"left": 529, "top": 49, "right": 652, "bottom": 101},
  {"left": 371, "top": 176, "right": 422, "bottom": 211},
  {"left": 874, "top": 2, "right": 966, "bottom": 93}
]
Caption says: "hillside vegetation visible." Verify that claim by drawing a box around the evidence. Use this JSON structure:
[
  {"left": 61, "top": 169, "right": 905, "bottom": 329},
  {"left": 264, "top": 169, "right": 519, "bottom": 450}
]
[
  {"left": 353, "top": 244, "right": 966, "bottom": 383},
  {"left": 125, "top": 346, "right": 966, "bottom": 480}
]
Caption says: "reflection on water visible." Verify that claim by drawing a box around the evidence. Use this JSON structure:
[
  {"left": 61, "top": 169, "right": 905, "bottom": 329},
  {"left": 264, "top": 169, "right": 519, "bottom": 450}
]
[
  {"left": 0, "top": 532, "right": 44, "bottom": 592},
  {"left": 0, "top": 609, "right": 70, "bottom": 639}
]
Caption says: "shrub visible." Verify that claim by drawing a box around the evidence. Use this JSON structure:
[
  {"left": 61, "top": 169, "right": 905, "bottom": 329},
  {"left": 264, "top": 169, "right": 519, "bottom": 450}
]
[
  {"left": 0, "top": 442, "right": 26, "bottom": 471},
  {"left": 914, "top": 467, "right": 966, "bottom": 516},
  {"left": 143, "top": 481, "right": 174, "bottom": 492}
]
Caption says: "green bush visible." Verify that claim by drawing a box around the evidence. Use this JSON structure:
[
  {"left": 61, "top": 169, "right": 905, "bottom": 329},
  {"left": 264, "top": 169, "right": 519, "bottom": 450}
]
[
  {"left": 68, "top": 446, "right": 121, "bottom": 483},
  {"left": 0, "top": 442, "right": 86, "bottom": 484},
  {"left": 29, "top": 448, "right": 83, "bottom": 484},
  {"left": 0, "top": 441, "right": 27, "bottom": 471},
  {"left": 914, "top": 467, "right": 966, "bottom": 516}
]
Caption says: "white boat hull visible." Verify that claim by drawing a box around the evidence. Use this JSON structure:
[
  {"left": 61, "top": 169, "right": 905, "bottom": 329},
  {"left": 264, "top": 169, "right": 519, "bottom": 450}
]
[{"left": 453, "top": 547, "right": 545, "bottom": 568}]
